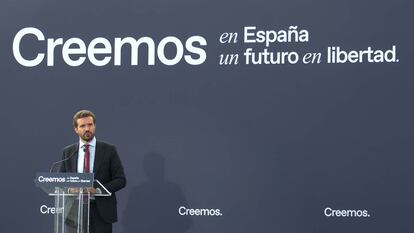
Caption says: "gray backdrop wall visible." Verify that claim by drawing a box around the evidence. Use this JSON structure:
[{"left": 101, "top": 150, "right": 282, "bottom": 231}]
[{"left": 1, "top": 0, "right": 413, "bottom": 233}]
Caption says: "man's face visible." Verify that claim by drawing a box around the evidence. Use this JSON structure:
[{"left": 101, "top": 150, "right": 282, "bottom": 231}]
[{"left": 74, "top": 116, "right": 96, "bottom": 142}]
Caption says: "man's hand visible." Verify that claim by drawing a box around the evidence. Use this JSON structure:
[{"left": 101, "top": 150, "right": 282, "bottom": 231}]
[
  {"left": 68, "top": 187, "right": 80, "bottom": 193},
  {"left": 84, "top": 187, "right": 97, "bottom": 194},
  {"left": 67, "top": 187, "right": 96, "bottom": 194}
]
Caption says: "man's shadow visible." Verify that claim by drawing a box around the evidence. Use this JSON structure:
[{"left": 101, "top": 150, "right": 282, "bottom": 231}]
[{"left": 123, "top": 152, "right": 192, "bottom": 233}]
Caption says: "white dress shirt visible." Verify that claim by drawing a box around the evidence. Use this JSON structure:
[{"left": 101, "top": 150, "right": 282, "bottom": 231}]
[{"left": 77, "top": 137, "right": 96, "bottom": 173}]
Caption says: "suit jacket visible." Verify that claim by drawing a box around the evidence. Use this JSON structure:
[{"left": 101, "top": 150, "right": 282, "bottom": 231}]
[{"left": 60, "top": 140, "right": 127, "bottom": 223}]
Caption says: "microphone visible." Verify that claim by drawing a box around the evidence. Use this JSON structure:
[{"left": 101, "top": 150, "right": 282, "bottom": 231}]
[{"left": 49, "top": 150, "right": 77, "bottom": 173}]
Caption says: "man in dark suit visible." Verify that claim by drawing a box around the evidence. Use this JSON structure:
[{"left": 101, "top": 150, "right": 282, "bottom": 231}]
[{"left": 60, "top": 110, "right": 127, "bottom": 233}]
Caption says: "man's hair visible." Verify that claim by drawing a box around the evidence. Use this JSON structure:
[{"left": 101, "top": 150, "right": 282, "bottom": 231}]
[{"left": 73, "top": 110, "right": 96, "bottom": 127}]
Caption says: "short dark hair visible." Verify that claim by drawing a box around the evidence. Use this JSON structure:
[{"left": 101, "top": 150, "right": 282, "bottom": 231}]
[{"left": 73, "top": 110, "right": 96, "bottom": 127}]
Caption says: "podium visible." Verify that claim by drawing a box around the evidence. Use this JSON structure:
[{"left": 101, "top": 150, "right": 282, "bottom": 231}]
[{"left": 35, "top": 172, "right": 111, "bottom": 233}]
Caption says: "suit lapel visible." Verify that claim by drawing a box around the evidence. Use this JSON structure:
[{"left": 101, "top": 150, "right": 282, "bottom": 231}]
[
  {"left": 70, "top": 143, "right": 79, "bottom": 173},
  {"left": 93, "top": 141, "right": 102, "bottom": 174}
]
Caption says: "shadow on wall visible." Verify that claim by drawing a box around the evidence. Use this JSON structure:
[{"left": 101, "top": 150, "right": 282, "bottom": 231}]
[{"left": 122, "top": 152, "right": 192, "bottom": 233}]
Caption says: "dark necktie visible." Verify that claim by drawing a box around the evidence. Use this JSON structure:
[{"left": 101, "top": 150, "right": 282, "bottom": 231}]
[
  {"left": 83, "top": 144, "right": 90, "bottom": 173},
  {"left": 82, "top": 144, "right": 91, "bottom": 204}
]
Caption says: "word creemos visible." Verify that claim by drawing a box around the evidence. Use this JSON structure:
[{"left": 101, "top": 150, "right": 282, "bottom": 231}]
[
  {"left": 324, "top": 207, "right": 370, "bottom": 218},
  {"left": 13, "top": 27, "right": 207, "bottom": 67},
  {"left": 37, "top": 176, "right": 65, "bottom": 183},
  {"left": 178, "top": 206, "right": 222, "bottom": 216}
]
